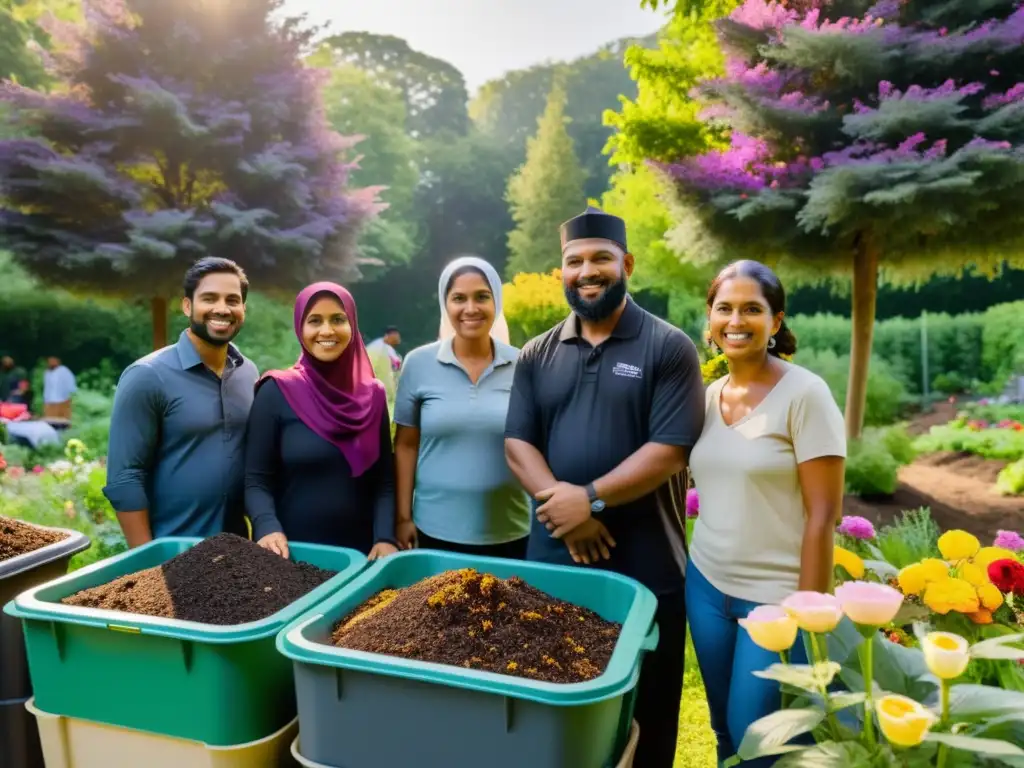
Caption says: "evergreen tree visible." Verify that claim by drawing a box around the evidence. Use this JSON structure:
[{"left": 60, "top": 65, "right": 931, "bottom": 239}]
[
  {"left": 505, "top": 82, "right": 586, "bottom": 277},
  {"left": 0, "top": 0, "right": 380, "bottom": 349},
  {"left": 648, "top": 0, "right": 1024, "bottom": 437}
]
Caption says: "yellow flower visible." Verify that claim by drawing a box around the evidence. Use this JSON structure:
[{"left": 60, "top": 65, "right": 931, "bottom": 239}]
[
  {"left": 973, "top": 547, "right": 1018, "bottom": 572},
  {"left": 738, "top": 605, "right": 799, "bottom": 653},
  {"left": 923, "top": 577, "right": 980, "bottom": 615},
  {"left": 960, "top": 562, "right": 988, "bottom": 587},
  {"left": 938, "top": 530, "right": 980, "bottom": 561},
  {"left": 897, "top": 558, "right": 948, "bottom": 595},
  {"left": 877, "top": 694, "right": 937, "bottom": 747},
  {"left": 834, "top": 546, "right": 865, "bottom": 579},
  {"left": 976, "top": 582, "right": 1004, "bottom": 612},
  {"left": 922, "top": 632, "right": 970, "bottom": 680}
]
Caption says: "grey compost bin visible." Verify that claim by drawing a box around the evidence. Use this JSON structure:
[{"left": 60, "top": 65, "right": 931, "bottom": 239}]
[{"left": 1, "top": 521, "right": 90, "bottom": 768}]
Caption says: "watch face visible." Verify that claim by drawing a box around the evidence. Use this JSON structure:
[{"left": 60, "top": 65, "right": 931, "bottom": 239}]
[{"left": 591, "top": 500, "right": 606, "bottom": 513}]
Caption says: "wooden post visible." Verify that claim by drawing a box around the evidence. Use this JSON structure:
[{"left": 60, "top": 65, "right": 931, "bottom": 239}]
[
  {"left": 151, "top": 296, "right": 168, "bottom": 351},
  {"left": 845, "top": 233, "right": 879, "bottom": 441}
]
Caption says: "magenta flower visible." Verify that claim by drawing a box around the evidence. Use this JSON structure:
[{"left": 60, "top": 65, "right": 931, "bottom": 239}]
[
  {"left": 838, "top": 515, "right": 876, "bottom": 540},
  {"left": 685, "top": 488, "right": 700, "bottom": 519},
  {"left": 994, "top": 530, "right": 1024, "bottom": 552}
]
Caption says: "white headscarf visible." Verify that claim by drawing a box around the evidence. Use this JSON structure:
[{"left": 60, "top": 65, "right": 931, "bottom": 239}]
[{"left": 437, "top": 256, "right": 511, "bottom": 345}]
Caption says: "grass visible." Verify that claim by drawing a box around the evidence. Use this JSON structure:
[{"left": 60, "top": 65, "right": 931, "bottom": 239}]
[{"left": 675, "top": 633, "right": 717, "bottom": 768}]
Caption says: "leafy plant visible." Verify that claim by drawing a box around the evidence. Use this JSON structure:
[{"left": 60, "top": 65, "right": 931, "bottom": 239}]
[
  {"left": 874, "top": 509, "right": 942, "bottom": 571},
  {"left": 845, "top": 439, "right": 900, "bottom": 498},
  {"left": 996, "top": 460, "right": 1024, "bottom": 497}
]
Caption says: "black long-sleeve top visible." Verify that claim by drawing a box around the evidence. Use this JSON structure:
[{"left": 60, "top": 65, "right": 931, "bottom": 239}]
[{"left": 244, "top": 379, "right": 397, "bottom": 552}]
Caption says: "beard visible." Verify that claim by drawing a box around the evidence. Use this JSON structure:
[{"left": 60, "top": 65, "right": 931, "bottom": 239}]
[
  {"left": 190, "top": 312, "right": 240, "bottom": 347},
  {"left": 564, "top": 275, "right": 628, "bottom": 323}
]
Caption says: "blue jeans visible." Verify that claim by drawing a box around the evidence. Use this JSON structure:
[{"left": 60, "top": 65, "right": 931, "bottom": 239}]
[{"left": 686, "top": 561, "right": 810, "bottom": 768}]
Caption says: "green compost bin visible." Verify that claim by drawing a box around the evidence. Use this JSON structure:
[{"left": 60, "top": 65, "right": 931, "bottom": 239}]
[
  {"left": 3, "top": 536, "right": 367, "bottom": 746},
  {"left": 277, "top": 550, "right": 659, "bottom": 768}
]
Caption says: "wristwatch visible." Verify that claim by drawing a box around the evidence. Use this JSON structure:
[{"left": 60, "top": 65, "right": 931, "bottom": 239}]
[{"left": 585, "top": 483, "right": 606, "bottom": 513}]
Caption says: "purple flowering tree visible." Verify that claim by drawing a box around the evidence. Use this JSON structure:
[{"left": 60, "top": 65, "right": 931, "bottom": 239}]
[
  {"left": 653, "top": 0, "right": 1024, "bottom": 438},
  {"left": 0, "top": 0, "right": 382, "bottom": 349}
]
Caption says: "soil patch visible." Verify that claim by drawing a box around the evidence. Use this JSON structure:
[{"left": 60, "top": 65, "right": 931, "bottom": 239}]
[
  {"left": 62, "top": 533, "right": 336, "bottom": 625},
  {"left": 914, "top": 451, "right": 1007, "bottom": 485},
  {"left": 331, "top": 568, "right": 621, "bottom": 684},
  {"left": 0, "top": 516, "right": 68, "bottom": 562},
  {"left": 843, "top": 448, "right": 1022, "bottom": 543}
]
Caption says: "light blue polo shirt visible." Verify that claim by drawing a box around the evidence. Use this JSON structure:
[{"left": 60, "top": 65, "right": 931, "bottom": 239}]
[{"left": 394, "top": 339, "right": 530, "bottom": 545}]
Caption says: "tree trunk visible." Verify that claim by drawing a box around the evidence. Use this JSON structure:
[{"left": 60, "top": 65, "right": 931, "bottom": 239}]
[
  {"left": 151, "top": 296, "right": 168, "bottom": 351},
  {"left": 845, "top": 234, "right": 880, "bottom": 440}
]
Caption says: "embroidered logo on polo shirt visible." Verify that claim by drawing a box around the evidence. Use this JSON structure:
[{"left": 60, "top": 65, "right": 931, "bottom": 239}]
[{"left": 612, "top": 362, "right": 643, "bottom": 380}]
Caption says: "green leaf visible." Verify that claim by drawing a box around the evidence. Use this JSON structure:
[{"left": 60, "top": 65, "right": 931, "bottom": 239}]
[
  {"left": 828, "top": 691, "right": 868, "bottom": 711},
  {"left": 970, "top": 633, "right": 1024, "bottom": 661},
  {"left": 774, "top": 741, "right": 875, "bottom": 767},
  {"left": 736, "top": 708, "right": 826, "bottom": 760},
  {"left": 841, "top": 634, "right": 937, "bottom": 701},
  {"left": 948, "top": 684, "right": 1024, "bottom": 720},
  {"left": 925, "top": 732, "right": 1024, "bottom": 758},
  {"left": 970, "top": 714, "right": 1024, "bottom": 749},
  {"left": 891, "top": 603, "right": 932, "bottom": 626},
  {"left": 753, "top": 662, "right": 842, "bottom": 693},
  {"left": 863, "top": 559, "right": 899, "bottom": 579}
]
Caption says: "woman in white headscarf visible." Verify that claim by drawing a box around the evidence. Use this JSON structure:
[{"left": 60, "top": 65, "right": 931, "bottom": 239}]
[{"left": 392, "top": 256, "right": 530, "bottom": 558}]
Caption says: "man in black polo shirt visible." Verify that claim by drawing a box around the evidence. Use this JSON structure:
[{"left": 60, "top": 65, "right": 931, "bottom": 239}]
[{"left": 504, "top": 206, "right": 705, "bottom": 768}]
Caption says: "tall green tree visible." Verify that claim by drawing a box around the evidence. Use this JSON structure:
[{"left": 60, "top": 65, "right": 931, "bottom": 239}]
[
  {"left": 471, "top": 34, "right": 657, "bottom": 199},
  {"left": 504, "top": 83, "right": 586, "bottom": 276},
  {"left": 644, "top": 0, "right": 1024, "bottom": 438},
  {"left": 317, "top": 32, "right": 469, "bottom": 139},
  {"left": 0, "top": 0, "right": 379, "bottom": 350},
  {"left": 308, "top": 48, "right": 421, "bottom": 275}
]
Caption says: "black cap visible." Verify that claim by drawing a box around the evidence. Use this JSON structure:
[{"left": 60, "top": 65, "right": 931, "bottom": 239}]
[{"left": 559, "top": 206, "right": 627, "bottom": 252}]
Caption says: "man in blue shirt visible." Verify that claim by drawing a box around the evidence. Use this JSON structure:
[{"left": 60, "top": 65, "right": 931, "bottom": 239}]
[{"left": 103, "top": 257, "right": 259, "bottom": 547}]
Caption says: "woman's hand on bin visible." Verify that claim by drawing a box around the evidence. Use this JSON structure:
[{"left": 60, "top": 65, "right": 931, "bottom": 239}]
[
  {"left": 257, "top": 532, "right": 289, "bottom": 559},
  {"left": 396, "top": 520, "right": 418, "bottom": 550},
  {"left": 368, "top": 541, "right": 399, "bottom": 561}
]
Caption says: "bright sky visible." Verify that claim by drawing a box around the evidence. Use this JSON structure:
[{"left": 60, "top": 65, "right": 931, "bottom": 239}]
[{"left": 283, "top": 0, "right": 669, "bottom": 93}]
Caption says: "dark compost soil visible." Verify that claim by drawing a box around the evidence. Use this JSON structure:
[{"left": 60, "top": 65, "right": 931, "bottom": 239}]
[
  {"left": 0, "top": 516, "right": 68, "bottom": 562},
  {"left": 62, "top": 533, "right": 337, "bottom": 625},
  {"left": 330, "top": 568, "right": 622, "bottom": 684}
]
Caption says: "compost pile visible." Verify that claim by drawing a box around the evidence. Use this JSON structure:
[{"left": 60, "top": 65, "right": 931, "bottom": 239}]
[
  {"left": 62, "top": 533, "right": 336, "bottom": 625},
  {"left": 331, "top": 568, "right": 621, "bottom": 684},
  {"left": 0, "top": 516, "right": 68, "bottom": 562}
]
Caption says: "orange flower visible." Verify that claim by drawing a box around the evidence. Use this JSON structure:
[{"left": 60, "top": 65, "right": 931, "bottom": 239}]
[{"left": 968, "top": 609, "right": 994, "bottom": 625}]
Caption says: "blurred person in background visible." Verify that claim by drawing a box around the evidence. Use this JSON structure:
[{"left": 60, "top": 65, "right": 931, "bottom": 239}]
[{"left": 42, "top": 356, "right": 77, "bottom": 421}]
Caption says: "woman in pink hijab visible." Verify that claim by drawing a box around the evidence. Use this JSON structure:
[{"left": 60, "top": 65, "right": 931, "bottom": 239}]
[{"left": 244, "top": 282, "right": 398, "bottom": 560}]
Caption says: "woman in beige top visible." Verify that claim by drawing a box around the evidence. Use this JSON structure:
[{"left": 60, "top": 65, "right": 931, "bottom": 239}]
[{"left": 687, "top": 260, "right": 847, "bottom": 768}]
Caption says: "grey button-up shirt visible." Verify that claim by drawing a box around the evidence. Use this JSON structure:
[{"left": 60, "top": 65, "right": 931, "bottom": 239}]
[{"left": 103, "top": 331, "right": 259, "bottom": 538}]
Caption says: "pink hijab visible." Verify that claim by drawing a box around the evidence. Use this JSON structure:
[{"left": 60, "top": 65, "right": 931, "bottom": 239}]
[{"left": 257, "top": 282, "right": 386, "bottom": 477}]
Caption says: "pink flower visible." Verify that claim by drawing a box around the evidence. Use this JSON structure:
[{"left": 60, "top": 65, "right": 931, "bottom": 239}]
[
  {"left": 835, "top": 581, "right": 905, "bottom": 626},
  {"left": 994, "top": 530, "right": 1024, "bottom": 552},
  {"left": 32, "top": 464, "right": 44, "bottom": 474},
  {"left": 838, "top": 515, "right": 876, "bottom": 540},
  {"left": 685, "top": 488, "right": 700, "bottom": 519},
  {"left": 781, "top": 591, "right": 843, "bottom": 633}
]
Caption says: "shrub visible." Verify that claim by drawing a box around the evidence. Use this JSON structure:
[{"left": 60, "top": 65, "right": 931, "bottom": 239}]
[
  {"left": 996, "top": 459, "right": 1024, "bottom": 496},
  {"left": 914, "top": 423, "right": 1024, "bottom": 461},
  {"left": 502, "top": 270, "right": 568, "bottom": 347},
  {"left": 845, "top": 437, "right": 900, "bottom": 497},
  {"left": 796, "top": 349, "right": 908, "bottom": 427}
]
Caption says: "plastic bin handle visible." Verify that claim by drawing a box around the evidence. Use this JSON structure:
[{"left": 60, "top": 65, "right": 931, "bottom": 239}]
[{"left": 641, "top": 622, "right": 659, "bottom": 652}]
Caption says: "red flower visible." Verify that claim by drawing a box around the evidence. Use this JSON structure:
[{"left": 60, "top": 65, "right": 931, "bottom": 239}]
[{"left": 988, "top": 559, "right": 1024, "bottom": 594}]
